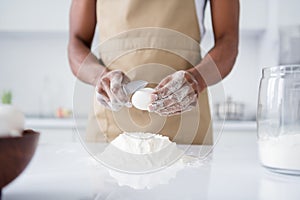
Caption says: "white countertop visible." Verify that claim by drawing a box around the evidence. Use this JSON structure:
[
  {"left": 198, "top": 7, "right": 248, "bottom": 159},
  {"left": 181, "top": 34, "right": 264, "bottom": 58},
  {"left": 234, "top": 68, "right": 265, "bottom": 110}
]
[
  {"left": 3, "top": 131, "right": 300, "bottom": 200},
  {"left": 25, "top": 118, "right": 88, "bottom": 129},
  {"left": 25, "top": 118, "right": 257, "bottom": 131}
]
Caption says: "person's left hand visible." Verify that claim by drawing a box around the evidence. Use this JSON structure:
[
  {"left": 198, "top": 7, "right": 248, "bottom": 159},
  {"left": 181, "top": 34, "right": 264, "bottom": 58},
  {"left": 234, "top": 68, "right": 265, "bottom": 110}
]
[{"left": 148, "top": 70, "right": 200, "bottom": 116}]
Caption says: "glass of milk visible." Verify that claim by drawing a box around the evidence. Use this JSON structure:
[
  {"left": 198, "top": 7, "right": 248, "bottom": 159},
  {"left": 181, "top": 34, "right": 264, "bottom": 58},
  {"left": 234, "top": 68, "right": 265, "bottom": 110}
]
[{"left": 257, "top": 65, "right": 300, "bottom": 175}]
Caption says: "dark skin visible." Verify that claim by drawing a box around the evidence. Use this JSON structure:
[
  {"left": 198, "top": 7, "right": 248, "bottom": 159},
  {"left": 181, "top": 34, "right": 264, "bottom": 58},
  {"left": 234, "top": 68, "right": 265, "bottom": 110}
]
[
  {"left": 68, "top": 0, "right": 105, "bottom": 86},
  {"left": 68, "top": 0, "right": 239, "bottom": 113}
]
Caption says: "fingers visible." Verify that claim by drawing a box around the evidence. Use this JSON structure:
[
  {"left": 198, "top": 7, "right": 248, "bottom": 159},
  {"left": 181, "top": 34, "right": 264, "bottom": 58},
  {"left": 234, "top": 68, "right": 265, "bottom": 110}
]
[
  {"left": 101, "top": 77, "right": 118, "bottom": 104},
  {"left": 122, "top": 74, "right": 131, "bottom": 85},
  {"left": 158, "top": 107, "right": 192, "bottom": 116},
  {"left": 95, "top": 70, "right": 131, "bottom": 111},
  {"left": 150, "top": 70, "right": 199, "bottom": 116},
  {"left": 109, "top": 71, "right": 122, "bottom": 92},
  {"left": 96, "top": 89, "right": 110, "bottom": 108},
  {"left": 96, "top": 69, "right": 199, "bottom": 114},
  {"left": 152, "top": 92, "right": 197, "bottom": 115},
  {"left": 154, "top": 75, "right": 172, "bottom": 90},
  {"left": 110, "top": 72, "right": 129, "bottom": 103},
  {"left": 96, "top": 85, "right": 124, "bottom": 111},
  {"left": 153, "top": 71, "right": 186, "bottom": 99},
  {"left": 184, "top": 71, "right": 200, "bottom": 94},
  {"left": 149, "top": 83, "right": 193, "bottom": 111}
]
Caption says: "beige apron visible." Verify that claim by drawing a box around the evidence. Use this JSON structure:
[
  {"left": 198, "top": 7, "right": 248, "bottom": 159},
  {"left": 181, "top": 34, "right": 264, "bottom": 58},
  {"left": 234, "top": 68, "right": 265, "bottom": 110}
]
[{"left": 86, "top": 0, "right": 213, "bottom": 145}]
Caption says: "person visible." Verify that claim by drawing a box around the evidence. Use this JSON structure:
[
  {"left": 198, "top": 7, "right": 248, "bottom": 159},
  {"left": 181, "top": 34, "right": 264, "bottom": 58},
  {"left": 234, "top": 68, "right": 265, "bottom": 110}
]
[{"left": 68, "top": 0, "right": 239, "bottom": 144}]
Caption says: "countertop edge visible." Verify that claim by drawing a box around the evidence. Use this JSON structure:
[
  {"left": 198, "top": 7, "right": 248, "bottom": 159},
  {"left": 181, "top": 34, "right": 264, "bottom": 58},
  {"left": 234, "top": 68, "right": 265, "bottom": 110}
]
[{"left": 25, "top": 118, "right": 257, "bottom": 131}]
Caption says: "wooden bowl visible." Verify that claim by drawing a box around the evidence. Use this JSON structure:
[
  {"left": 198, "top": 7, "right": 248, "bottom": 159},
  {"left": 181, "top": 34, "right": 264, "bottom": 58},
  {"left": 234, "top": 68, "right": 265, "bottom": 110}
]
[{"left": 0, "top": 130, "right": 39, "bottom": 190}]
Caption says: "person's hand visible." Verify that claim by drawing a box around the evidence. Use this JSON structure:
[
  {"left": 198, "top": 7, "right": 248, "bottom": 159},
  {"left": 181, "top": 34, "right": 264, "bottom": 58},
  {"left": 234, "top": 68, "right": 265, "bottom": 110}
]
[
  {"left": 149, "top": 70, "right": 200, "bottom": 116},
  {"left": 96, "top": 70, "right": 131, "bottom": 111}
]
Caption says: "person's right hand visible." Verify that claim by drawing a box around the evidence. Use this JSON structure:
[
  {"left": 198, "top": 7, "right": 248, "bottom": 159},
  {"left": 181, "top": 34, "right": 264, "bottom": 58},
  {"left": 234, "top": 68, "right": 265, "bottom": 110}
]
[{"left": 96, "top": 70, "right": 131, "bottom": 111}]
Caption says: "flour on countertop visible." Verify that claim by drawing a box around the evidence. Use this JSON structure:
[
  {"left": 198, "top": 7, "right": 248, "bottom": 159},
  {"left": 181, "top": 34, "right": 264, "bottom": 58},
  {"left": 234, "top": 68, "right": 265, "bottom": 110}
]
[
  {"left": 111, "top": 132, "right": 200, "bottom": 163},
  {"left": 111, "top": 132, "right": 175, "bottom": 154},
  {"left": 101, "top": 132, "right": 205, "bottom": 189},
  {"left": 98, "top": 132, "right": 202, "bottom": 171},
  {"left": 97, "top": 132, "right": 205, "bottom": 173}
]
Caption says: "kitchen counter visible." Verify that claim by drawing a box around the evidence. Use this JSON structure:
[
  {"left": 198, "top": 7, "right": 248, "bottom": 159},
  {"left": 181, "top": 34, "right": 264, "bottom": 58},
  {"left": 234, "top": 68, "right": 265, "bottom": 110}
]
[
  {"left": 25, "top": 118, "right": 87, "bottom": 129},
  {"left": 3, "top": 131, "right": 300, "bottom": 200},
  {"left": 25, "top": 118, "right": 256, "bottom": 131}
]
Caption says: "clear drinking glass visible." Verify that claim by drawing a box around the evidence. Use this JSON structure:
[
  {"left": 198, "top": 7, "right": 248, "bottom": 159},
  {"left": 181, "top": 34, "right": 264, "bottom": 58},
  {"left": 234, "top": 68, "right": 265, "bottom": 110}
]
[{"left": 257, "top": 65, "right": 300, "bottom": 175}]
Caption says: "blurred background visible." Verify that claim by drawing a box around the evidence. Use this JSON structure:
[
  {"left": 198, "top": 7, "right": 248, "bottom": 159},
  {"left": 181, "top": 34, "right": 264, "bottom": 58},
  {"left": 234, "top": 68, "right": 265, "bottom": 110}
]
[{"left": 0, "top": 0, "right": 300, "bottom": 121}]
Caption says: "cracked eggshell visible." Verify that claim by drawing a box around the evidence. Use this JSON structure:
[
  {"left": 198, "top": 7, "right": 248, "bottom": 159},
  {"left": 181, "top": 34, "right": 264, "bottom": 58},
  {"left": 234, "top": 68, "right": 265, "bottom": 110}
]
[{"left": 131, "top": 88, "right": 155, "bottom": 111}]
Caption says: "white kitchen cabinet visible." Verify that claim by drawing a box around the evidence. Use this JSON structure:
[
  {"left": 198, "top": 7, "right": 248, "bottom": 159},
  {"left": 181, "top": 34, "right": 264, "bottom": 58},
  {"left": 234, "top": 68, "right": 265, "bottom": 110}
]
[{"left": 0, "top": 0, "right": 71, "bottom": 32}]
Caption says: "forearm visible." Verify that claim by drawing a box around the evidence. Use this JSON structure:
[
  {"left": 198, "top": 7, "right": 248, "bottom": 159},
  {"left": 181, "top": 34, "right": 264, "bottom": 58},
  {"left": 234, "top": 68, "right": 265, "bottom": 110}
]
[
  {"left": 189, "top": 36, "right": 238, "bottom": 92},
  {"left": 188, "top": 0, "right": 239, "bottom": 92},
  {"left": 68, "top": 0, "right": 106, "bottom": 86},
  {"left": 68, "top": 37, "right": 107, "bottom": 86}
]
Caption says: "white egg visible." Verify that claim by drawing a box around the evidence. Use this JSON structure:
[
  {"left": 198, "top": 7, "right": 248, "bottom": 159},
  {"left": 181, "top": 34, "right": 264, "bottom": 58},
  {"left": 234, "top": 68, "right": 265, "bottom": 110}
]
[{"left": 131, "top": 88, "right": 155, "bottom": 111}]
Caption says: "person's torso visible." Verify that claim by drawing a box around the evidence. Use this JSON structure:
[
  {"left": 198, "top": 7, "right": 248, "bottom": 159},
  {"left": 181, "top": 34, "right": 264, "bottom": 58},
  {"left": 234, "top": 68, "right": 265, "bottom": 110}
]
[{"left": 86, "top": 0, "right": 212, "bottom": 145}]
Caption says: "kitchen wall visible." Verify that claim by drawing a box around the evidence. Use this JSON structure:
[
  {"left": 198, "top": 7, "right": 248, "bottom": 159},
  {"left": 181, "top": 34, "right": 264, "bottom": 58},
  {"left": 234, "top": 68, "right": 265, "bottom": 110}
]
[
  {"left": 0, "top": 32, "right": 74, "bottom": 116},
  {"left": 0, "top": 0, "right": 74, "bottom": 117},
  {"left": 0, "top": 0, "right": 299, "bottom": 119}
]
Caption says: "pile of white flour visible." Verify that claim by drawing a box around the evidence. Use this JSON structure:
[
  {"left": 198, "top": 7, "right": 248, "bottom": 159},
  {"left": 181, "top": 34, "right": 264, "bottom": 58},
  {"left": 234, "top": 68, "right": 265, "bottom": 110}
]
[
  {"left": 111, "top": 132, "right": 176, "bottom": 154},
  {"left": 98, "top": 132, "right": 204, "bottom": 189},
  {"left": 110, "top": 132, "right": 199, "bottom": 165},
  {"left": 98, "top": 132, "right": 200, "bottom": 171}
]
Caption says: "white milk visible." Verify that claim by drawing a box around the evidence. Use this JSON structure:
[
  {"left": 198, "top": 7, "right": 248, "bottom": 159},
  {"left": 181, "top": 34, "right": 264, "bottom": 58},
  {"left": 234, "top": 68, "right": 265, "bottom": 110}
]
[{"left": 258, "top": 134, "right": 300, "bottom": 171}]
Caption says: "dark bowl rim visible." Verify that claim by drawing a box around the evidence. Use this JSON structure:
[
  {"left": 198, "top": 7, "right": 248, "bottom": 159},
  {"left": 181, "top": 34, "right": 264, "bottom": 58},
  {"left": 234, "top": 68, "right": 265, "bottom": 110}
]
[{"left": 0, "top": 130, "right": 40, "bottom": 140}]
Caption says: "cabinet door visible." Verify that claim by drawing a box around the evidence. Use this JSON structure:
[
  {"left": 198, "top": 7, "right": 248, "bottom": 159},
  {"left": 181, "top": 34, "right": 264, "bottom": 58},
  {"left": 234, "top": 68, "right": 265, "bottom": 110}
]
[{"left": 0, "top": 0, "right": 71, "bottom": 31}]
